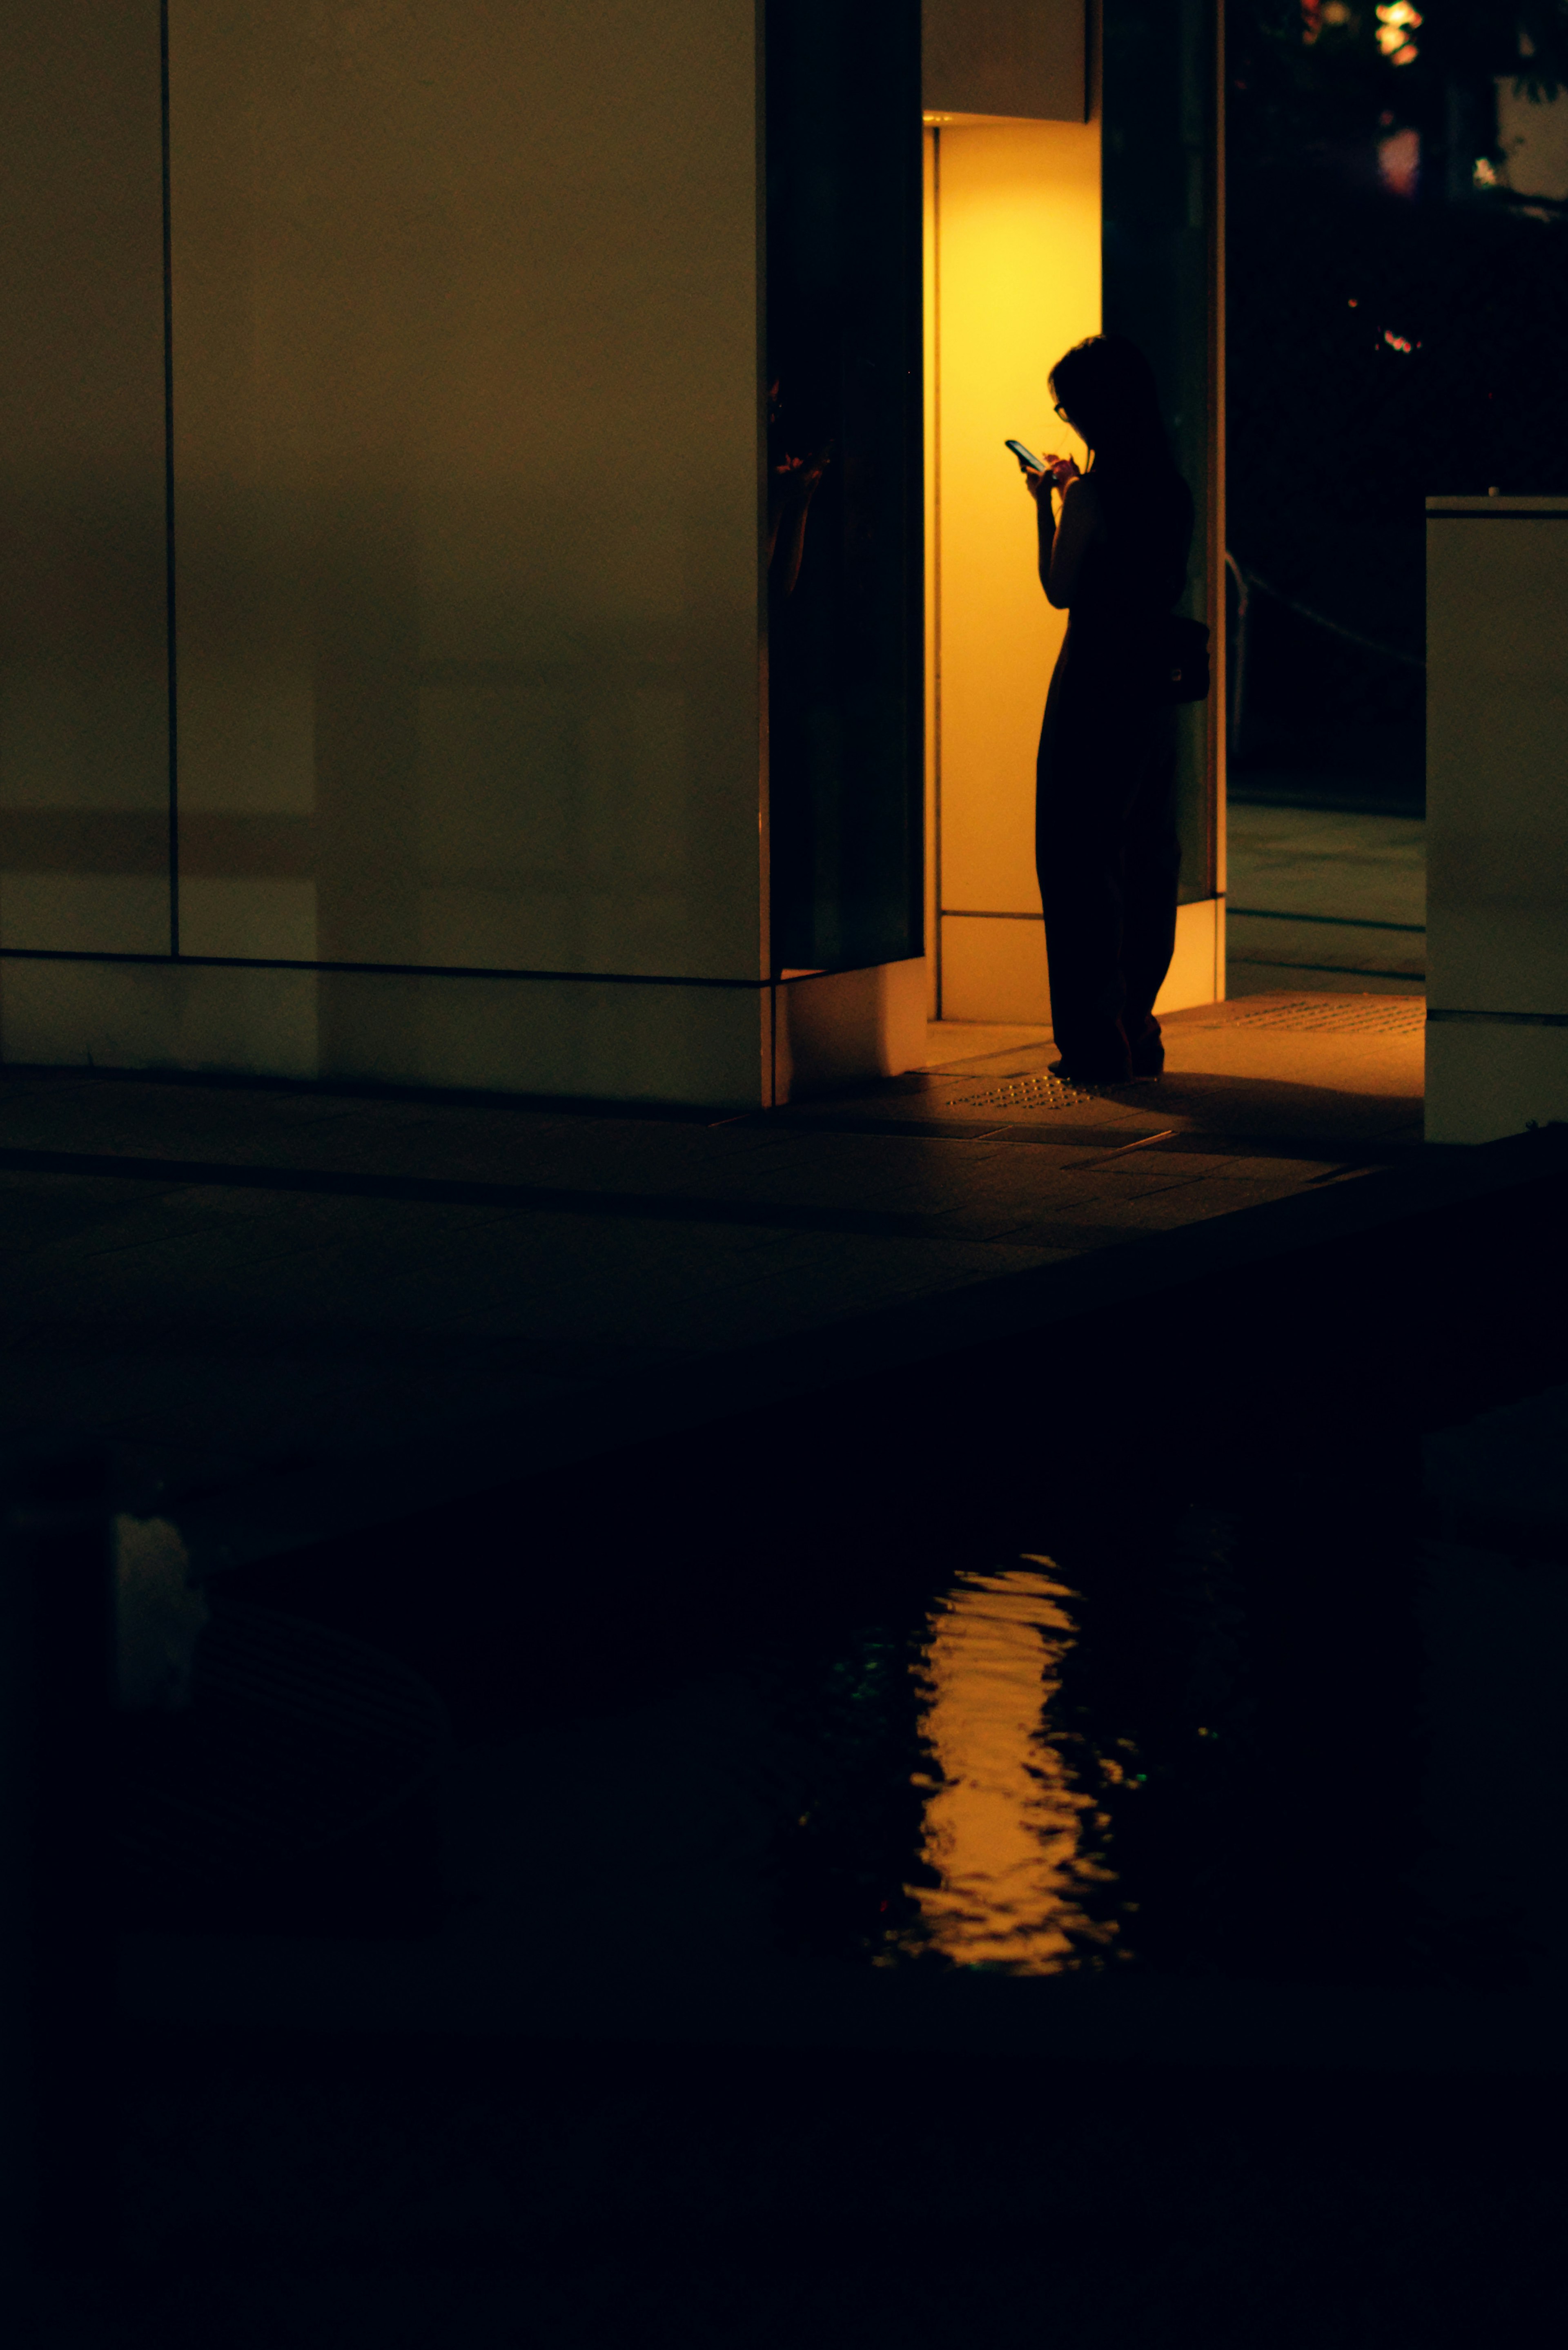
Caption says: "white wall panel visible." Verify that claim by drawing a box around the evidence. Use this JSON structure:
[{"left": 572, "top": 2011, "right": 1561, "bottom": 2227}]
[
  {"left": 0, "top": 1, "right": 169, "bottom": 952},
  {"left": 1426, "top": 496, "right": 1568, "bottom": 1140},
  {"left": 923, "top": 0, "right": 1087, "bottom": 123},
  {"left": 168, "top": 0, "right": 764, "bottom": 981}
]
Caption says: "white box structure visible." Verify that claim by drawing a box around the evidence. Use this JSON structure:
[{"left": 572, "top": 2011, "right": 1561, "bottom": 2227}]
[{"left": 1426, "top": 495, "right": 1568, "bottom": 1143}]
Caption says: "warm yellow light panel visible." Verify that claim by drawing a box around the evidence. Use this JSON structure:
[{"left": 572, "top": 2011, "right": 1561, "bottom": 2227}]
[
  {"left": 931, "top": 118, "right": 1099, "bottom": 928},
  {"left": 923, "top": 130, "right": 940, "bottom": 1017}
]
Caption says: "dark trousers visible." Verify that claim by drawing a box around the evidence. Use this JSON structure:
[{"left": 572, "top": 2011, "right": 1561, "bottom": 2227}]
[{"left": 1035, "top": 648, "right": 1181, "bottom": 1077}]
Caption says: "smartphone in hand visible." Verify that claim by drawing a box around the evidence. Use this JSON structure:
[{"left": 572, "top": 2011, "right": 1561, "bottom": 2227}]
[{"left": 1005, "top": 439, "right": 1045, "bottom": 474}]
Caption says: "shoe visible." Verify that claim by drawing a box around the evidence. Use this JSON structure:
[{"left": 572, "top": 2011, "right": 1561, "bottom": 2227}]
[{"left": 1127, "top": 1024, "right": 1164, "bottom": 1079}]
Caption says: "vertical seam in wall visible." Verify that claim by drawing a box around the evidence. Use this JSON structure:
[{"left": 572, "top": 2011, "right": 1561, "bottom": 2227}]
[
  {"left": 160, "top": 1, "right": 179, "bottom": 957},
  {"left": 931, "top": 127, "right": 943, "bottom": 1021},
  {"left": 1209, "top": 0, "right": 1227, "bottom": 912},
  {"left": 755, "top": 0, "right": 770, "bottom": 991}
]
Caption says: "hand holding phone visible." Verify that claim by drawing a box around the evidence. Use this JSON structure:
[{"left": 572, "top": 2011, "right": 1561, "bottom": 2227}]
[{"left": 1008, "top": 440, "right": 1084, "bottom": 496}]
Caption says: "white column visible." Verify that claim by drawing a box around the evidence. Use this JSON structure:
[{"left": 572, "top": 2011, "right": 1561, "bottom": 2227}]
[{"left": 1426, "top": 495, "right": 1568, "bottom": 1143}]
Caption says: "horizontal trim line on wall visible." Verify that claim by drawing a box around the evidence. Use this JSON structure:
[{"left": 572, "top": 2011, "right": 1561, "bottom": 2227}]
[
  {"left": 0, "top": 945, "right": 766, "bottom": 989},
  {"left": 1227, "top": 957, "right": 1426, "bottom": 982},
  {"left": 1427, "top": 1007, "right": 1568, "bottom": 1028},
  {"left": 1425, "top": 509, "right": 1568, "bottom": 521},
  {"left": 943, "top": 900, "right": 1225, "bottom": 923},
  {"left": 1229, "top": 906, "right": 1426, "bottom": 934},
  {"left": 0, "top": 946, "right": 915, "bottom": 992}
]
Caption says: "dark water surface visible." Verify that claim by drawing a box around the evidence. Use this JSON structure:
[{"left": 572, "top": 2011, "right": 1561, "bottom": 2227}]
[
  {"left": 120, "top": 1164, "right": 1568, "bottom": 2057},
  {"left": 98, "top": 1182, "right": 1568, "bottom": 2344},
  {"left": 181, "top": 1385, "right": 1556, "bottom": 2030}
]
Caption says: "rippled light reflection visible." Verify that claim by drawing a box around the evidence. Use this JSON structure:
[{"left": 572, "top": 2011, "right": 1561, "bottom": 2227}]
[{"left": 899, "top": 1562, "right": 1121, "bottom": 1973}]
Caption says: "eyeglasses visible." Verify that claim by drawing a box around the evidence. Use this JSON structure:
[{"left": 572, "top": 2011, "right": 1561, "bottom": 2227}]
[{"left": 1054, "top": 403, "right": 1070, "bottom": 421}]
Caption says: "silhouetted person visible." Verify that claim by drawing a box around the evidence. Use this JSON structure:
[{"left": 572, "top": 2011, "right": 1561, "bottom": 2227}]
[{"left": 1025, "top": 334, "right": 1194, "bottom": 1082}]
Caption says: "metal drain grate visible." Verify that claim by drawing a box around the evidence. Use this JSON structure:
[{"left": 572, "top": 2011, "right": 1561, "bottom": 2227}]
[
  {"left": 954, "top": 1072, "right": 1098, "bottom": 1111},
  {"left": 1229, "top": 997, "right": 1425, "bottom": 1036}
]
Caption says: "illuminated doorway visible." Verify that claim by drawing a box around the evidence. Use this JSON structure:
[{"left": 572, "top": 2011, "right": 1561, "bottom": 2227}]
[
  {"left": 923, "top": 111, "right": 1101, "bottom": 1023},
  {"left": 921, "top": 7, "right": 1226, "bottom": 1030}
]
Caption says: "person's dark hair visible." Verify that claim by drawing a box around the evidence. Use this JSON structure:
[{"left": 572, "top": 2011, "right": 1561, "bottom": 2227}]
[{"left": 1048, "top": 333, "right": 1175, "bottom": 480}]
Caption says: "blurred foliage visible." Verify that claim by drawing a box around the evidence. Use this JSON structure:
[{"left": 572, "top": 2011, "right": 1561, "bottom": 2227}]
[
  {"left": 1229, "top": 181, "right": 1568, "bottom": 533},
  {"left": 1230, "top": 1, "right": 1568, "bottom": 173},
  {"left": 1226, "top": 3, "right": 1568, "bottom": 786}
]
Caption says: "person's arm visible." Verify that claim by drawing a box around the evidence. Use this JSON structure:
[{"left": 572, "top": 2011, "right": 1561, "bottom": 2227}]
[{"left": 1025, "top": 466, "right": 1100, "bottom": 609}]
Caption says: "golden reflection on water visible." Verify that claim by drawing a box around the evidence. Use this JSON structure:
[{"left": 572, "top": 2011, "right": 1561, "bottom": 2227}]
[{"left": 900, "top": 1561, "right": 1119, "bottom": 1973}]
